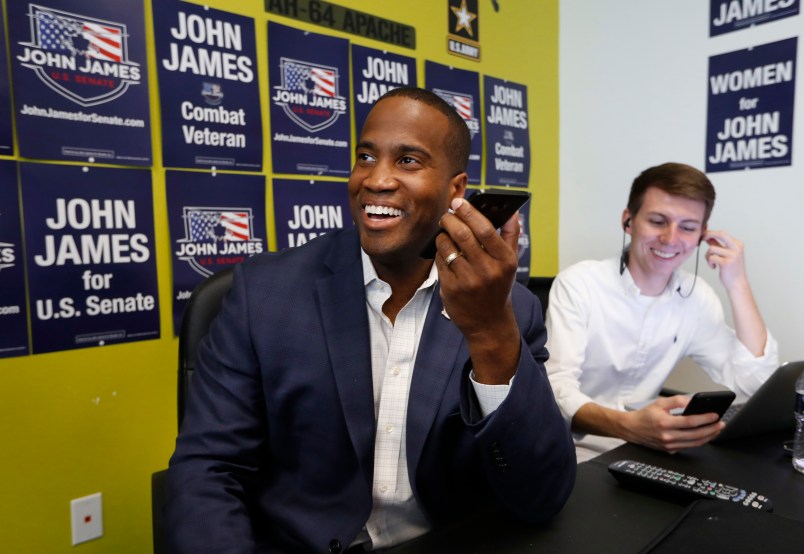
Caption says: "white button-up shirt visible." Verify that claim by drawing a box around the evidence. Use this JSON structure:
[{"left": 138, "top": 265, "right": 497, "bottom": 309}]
[
  {"left": 545, "top": 257, "right": 778, "bottom": 460},
  {"left": 357, "top": 251, "right": 510, "bottom": 549}
]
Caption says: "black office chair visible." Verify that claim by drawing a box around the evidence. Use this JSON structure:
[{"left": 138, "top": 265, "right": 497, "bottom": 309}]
[
  {"left": 152, "top": 267, "right": 235, "bottom": 554},
  {"left": 176, "top": 267, "right": 235, "bottom": 428},
  {"left": 526, "top": 276, "right": 554, "bottom": 321}
]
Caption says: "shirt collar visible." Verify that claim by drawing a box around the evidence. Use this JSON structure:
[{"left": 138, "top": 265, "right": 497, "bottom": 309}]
[
  {"left": 360, "top": 249, "right": 439, "bottom": 290},
  {"left": 618, "top": 261, "right": 681, "bottom": 300}
]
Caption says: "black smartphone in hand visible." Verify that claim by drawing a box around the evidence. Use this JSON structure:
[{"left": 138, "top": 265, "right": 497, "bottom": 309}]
[
  {"left": 675, "top": 390, "right": 736, "bottom": 419},
  {"left": 420, "top": 189, "right": 531, "bottom": 258}
]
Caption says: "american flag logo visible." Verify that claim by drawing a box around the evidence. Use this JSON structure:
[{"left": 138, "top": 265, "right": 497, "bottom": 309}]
[
  {"left": 433, "top": 88, "right": 480, "bottom": 138},
  {"left": 433, "top": 89, "right": 474, "bottom": 121},
  {"left": 18, "top": 4, "right": 139, "bottom": 107},
  {"left": 283, "top": 60, "right": 336, "bottom": 98},
  {"left": 32, "top": 6, "right": 123, "bottom": 63},
  {"left": 186, "top": 208, "right": 252, "bottom": 242},
  {"left": 274, "top": 57, "right": 345, "bottom": 132}
]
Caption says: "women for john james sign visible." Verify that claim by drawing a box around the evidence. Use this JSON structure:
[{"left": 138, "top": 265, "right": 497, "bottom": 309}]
[{"left": 706, "top": 37, "right": 797, "bottom": 173}]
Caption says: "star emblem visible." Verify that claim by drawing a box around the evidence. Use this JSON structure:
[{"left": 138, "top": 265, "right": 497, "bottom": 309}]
[{"left": 451, "top": 0, "right": 477, "bottom": 38}]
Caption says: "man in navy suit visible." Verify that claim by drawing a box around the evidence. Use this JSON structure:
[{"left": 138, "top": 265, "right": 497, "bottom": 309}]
[{"left": 165, "top": 87, "right": 575, "bottom": 553}]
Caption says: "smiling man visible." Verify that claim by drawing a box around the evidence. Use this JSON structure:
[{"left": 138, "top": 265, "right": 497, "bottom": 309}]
[
  {"left": 545, "top": 162, "right": 778, "bottom": 462},
  {"left": 165, "top": 87, "right": 575, "bottom": 553}
]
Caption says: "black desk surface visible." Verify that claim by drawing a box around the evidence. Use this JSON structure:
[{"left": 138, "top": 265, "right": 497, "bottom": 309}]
[{"left": 390, "top": 431, "right": 804, "bottom": 553}]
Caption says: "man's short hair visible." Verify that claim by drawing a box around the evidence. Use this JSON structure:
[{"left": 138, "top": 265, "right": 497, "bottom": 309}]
[
  {"left": 628, "top": 162, "right": 716, "bottom": 225},
  {"left": 375, "top": 87, "right": 471, "bottom": 175}
]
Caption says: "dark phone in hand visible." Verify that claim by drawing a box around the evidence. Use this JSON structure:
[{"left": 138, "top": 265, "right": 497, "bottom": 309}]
[
  {"left": 679, "top": 391, "right": 736, "bottom": 419},
  {"left": 420, "top": 189, "right": 531, "bottom": 259}
]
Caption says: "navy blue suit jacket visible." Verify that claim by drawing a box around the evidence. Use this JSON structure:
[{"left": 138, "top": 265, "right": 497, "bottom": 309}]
[{"left": 165, "top": 227, "right": 575, "bottom": 553}]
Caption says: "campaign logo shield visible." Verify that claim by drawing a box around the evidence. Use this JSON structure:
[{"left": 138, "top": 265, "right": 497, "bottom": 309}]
[
  {"left": 175, "top": 207, "right": 263, "bottom": 277},
  {"left": 433, "top": 87, "right": 480, "bottom": 138},
  {"left": 16, "top": 4, "right": 141, "bottom": 107},
  {"left": 272, "top": 57, "right": 347, "bottom": 132}
]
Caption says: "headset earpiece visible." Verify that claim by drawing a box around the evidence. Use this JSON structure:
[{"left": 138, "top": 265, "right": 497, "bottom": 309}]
[{"left": 623, "top": 218, "right": 631, "bottom": 231}]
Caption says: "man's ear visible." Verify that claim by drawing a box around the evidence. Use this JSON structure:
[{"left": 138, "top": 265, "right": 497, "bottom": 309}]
[
  {"left": 621, "top": 209, "right": 632, "bottom": 234},
  {"left": 449, "top": 172, "right": 468, "bottom": 200}
]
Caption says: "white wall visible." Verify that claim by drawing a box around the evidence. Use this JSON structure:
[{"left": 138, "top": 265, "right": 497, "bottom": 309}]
[{"left": 559, "top": 0, "right": 804, "bottom": 387}]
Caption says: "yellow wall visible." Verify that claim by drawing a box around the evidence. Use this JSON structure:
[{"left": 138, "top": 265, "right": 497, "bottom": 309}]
[{"left": 0, "top": 1, "right": 558, "bottom": 551}]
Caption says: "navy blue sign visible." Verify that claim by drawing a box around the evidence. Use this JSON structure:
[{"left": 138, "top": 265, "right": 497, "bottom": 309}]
[
  {"left": 166, "top": 170, "right": 266, "bottom": 335},
  {"left": 484, "top": 76, "right": 529, "bottom": 187},
  {"left": 425, "top": 61, "right": 482, "bottom": 184},
  {"left": 21, "top": 163, "right": 159, "bottom": 354},
  {"left": 272, "top": 179, "right": 351, "bottom": 250},
  {"left": 268, "top": 22, "right": 351, "bottom": 177},
  {"left": 0, "top": 161, "right": 29, "bottom": 358},
  {"left": 351, "top": 44, "right": 417, "bottom": 135},
  {"left": 153, "top": 2, "right": 262, "bottom": 171},
  {"left": 706, "top": 37, "right": 797, "bottom": 173},
  {"left": 710, "top": 0, "right": 799, "bottom": 36},
  {"left": 7, "top": 0, "right": 151, "bottom": 165},
  {"left": 0, "top": 10, "right": 13, "bottom": 155}
]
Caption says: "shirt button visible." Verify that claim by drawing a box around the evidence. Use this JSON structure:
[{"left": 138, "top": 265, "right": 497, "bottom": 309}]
[
  {"left": 379, "top": 484, "right": 388, "bottom": 493},
  {"left": 385, "top": 424, "right": 394, "bottom": 433},
  {"left": 392, "top": 367, "right": 401, "bottom": 376}
]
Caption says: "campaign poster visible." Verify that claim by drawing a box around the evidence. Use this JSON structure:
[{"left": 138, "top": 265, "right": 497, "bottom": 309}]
[
  {"left": 272, "top": 179, "right": 351, "bottom": 251},
  {"left": 484, "top": 76, "right": 529, "bottom": 187},
  {"left": 351, "top": 44, "right": 417, "bottom": 135},
  {"left": 0, "top": 161, "right": 29, "bottom": 358},
  {"left": 268, "top": 22, "right": 351, "bottom": 177},
  {"left": 152, "top": 2, "right": 262, "bottom": 171},
  {"left": 20, "top": 163, "right": 159, "bottom": 354},
  {"left": 425, "top": 61, "right": 482, "bottom": 184},
  {"left": 166, "top": 170, "right": 266, "bottom": 335},
  {"left": 7, "top": 0, "right": 151, "bottom": 165},
  {"left": 706, "top": 37, "right": 797, "bottom": 173},
  {"left": 710, "top": 0, "right": 799, "bottom": 37},
  {"left": 0, "top": 10, "right": 13, "bottom": 155}
]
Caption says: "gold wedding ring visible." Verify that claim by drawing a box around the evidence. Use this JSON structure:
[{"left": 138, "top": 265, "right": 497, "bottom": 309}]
[{"left": 444, "top": 251, "right": 463, "bottom": 267}]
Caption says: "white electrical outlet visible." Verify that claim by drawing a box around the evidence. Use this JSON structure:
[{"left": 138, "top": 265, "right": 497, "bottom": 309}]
[{"left": 70, "top": 492, "right": 103, "bottom": 545}]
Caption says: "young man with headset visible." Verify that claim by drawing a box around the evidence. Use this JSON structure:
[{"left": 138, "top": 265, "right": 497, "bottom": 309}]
[{"left": 545, "top": 162, "right": 779, "bottom": 462}]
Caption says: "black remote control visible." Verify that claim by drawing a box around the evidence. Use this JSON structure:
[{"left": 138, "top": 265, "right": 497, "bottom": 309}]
[{"left": 608, "top": 459, "right": 773, "bottom": 511}]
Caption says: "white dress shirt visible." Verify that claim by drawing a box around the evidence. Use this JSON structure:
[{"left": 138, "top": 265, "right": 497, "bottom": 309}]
[
  {"left": 356, "top": 251, "right": 511, "bottom": 549},
  {"left": 545, "top": 257, "right": 779, "bottom": 461}
]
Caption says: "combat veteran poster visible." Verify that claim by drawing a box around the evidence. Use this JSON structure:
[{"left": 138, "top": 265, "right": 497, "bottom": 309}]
[
  {"left": 21, "top": 163, "right": 159, "bottom": 354},
  {"left": 484, "top": 76, "right": 530, "bottom": 187},
  {"left": 152, "top": 1, "right": 262, "bottom": 170},
  {"left": 7, "top": 0, "right": 151, "bottom": 165}
]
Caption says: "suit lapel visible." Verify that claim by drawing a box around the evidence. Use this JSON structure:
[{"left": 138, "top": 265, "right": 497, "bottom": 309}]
[
  {"left": 406, "top": 290, "right": 466, "bottom": 475},
  {"left": 317, "top": 230, "right": 376, "bottom": 478}
]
